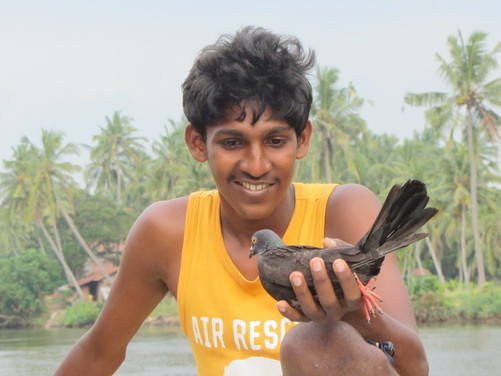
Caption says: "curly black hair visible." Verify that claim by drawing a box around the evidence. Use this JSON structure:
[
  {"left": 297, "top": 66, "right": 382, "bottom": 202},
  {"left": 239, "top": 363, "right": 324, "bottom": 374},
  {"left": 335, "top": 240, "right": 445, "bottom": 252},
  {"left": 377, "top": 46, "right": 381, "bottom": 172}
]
[{"left": 182, "top": 26, "right": 315, "bottom": 139}]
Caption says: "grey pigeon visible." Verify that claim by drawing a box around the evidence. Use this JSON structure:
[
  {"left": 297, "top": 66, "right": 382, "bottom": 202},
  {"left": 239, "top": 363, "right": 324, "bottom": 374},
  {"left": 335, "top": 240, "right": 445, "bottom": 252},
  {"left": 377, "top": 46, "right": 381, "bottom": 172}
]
[{"left": 249, "top": 180, "right": 438, "bottom": 320}]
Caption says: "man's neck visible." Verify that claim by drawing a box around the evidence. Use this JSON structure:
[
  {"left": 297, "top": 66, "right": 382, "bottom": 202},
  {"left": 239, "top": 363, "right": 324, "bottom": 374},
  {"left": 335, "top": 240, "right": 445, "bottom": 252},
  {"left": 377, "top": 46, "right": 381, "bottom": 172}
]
[{"left": 219, "top": 184, "right": 295, "bottom": 249}]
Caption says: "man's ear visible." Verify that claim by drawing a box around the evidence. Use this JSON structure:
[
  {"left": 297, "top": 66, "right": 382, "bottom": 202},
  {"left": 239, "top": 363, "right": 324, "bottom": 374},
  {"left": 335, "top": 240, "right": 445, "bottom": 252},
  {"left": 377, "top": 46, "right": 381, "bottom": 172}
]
[
  {"left": 185, "top": 124, "right": 208, "bottom": 162},
  {"left": 296, "top": 120, "right": 312, "bottom": 160}
]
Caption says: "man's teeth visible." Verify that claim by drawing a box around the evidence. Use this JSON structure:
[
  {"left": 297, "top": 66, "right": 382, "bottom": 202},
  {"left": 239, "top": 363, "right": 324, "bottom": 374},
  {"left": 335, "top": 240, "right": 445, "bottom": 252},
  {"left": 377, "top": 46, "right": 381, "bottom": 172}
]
[{"left": 241, "top": 182, "right": 269, "bottom": 191}]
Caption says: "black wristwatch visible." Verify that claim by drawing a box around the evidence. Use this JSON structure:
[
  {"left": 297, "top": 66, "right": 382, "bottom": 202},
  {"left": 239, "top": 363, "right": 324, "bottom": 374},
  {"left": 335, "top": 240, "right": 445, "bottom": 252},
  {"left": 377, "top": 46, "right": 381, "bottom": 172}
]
[{"left": 366, "top": 339, "right": 396, "bottom": 364}]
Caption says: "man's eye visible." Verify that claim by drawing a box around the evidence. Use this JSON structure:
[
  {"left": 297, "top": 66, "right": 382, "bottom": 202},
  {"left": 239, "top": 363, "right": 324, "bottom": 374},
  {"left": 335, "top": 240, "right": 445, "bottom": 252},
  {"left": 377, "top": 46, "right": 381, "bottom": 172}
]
[
  {"left": 268, "top": 138, "right": 286, "bottom": 146},
  {"left": 221, "top": 139, "right": 242, "bottom": 148}
]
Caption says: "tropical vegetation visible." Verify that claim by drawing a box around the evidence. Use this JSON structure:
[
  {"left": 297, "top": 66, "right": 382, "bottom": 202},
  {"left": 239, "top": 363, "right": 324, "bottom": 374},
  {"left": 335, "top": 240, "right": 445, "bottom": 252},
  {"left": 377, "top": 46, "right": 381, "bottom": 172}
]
[{"left": 0, "top": 30, "right": 499, "bottom": 328}]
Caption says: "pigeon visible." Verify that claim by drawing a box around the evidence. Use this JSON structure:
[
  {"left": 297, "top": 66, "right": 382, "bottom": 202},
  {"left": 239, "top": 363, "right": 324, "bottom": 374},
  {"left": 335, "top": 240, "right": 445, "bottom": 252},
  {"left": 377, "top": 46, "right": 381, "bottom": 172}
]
[{"left": 249, "top": 180, "right": 438, "bottom": 321}]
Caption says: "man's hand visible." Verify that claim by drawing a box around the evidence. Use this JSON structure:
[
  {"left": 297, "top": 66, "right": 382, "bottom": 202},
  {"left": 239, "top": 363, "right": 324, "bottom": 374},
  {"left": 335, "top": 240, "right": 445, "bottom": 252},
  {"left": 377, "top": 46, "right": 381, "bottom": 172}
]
[{"left": 277, "top": 237, "right": 362, "bottom": 324}]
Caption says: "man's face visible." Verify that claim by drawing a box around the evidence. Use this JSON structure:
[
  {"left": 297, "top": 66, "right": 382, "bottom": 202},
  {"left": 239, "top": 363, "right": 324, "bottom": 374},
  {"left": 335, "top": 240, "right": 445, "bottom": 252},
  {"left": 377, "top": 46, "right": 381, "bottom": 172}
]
[{"left": 187, "top": 108, "right": 311, "bottom": 221}]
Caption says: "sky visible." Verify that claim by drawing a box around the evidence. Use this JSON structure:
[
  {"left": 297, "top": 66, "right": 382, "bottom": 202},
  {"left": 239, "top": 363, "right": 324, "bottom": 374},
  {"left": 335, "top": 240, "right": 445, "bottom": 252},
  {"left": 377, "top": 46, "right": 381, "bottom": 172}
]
[{"left": 1, "top": 0, "right": 500, "bottom": 169}]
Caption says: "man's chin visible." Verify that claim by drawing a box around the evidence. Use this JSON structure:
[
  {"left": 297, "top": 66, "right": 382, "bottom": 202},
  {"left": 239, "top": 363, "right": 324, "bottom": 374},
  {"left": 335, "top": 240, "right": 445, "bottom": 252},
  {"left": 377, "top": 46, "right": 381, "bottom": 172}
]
[{"left": 236, "top": 204, "right": 276, "bottom": 222}]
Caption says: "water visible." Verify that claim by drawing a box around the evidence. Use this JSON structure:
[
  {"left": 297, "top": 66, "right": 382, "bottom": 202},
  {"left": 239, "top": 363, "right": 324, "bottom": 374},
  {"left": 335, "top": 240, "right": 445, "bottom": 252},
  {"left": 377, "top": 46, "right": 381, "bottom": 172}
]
[
  {"left": 419, "top": 325, "right": 501, "bottom": 376},
  {"left": 0, "top": 326, "right": 196, "bottom": 376},
  {"left": 0, "top": 325, "right": 499, "bottom": 375}
]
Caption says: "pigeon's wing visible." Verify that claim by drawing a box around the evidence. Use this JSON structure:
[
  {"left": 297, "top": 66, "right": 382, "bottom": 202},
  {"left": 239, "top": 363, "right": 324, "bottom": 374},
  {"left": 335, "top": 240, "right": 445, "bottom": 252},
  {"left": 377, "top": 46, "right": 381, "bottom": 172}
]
[
  {"left": 257, "top": 246, "right": 320, "bottom": 287},
  {"left": 288, "top": 245, "right": 319, "bottom": 251}
]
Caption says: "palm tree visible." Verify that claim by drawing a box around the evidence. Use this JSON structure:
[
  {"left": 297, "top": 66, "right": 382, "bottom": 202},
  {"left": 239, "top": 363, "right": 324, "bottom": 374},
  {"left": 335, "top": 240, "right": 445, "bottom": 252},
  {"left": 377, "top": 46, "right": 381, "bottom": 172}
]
[
  {"left": 125, "top": 149, "right": 152, "bottom": 212},
  {"left": 0, "top": 139, "right": 37, "bottom": 255},
  {"left": 310, "top": 66, "right": 368, "bottom": 183},
  {"left": 405, "top": 31, "right": 501, "bottom": 284},
  {"left": 86, "top": 112, "right": 146, "bottom": 204},
  {"left": 440, "top": 141, "right": 472, "bottom": 284},
  {"left": 35, "top": 130, "right": 113, "bottom": 284},
  {"left": 146, "top": 118, "right": 214, "bottom": 201},
  {"left": 0, "top": 138, "right": 85, "bottom": 299},
  {"left": 147, "top": 124, "right": 179, "bottom": 201},
  {"left": 392, "top": 132, "right": 447, "bottom": 282}
]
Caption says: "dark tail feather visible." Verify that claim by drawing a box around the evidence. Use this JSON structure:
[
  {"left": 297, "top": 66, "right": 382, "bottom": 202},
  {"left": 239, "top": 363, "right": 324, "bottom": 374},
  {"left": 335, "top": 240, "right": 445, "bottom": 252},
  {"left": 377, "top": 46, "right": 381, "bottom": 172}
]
[
  {"left": 356, "top": 180, "right": 437, "bottom": 258},
  {"left": 351, "top": 233, "right": 429, "bottom": 274}
]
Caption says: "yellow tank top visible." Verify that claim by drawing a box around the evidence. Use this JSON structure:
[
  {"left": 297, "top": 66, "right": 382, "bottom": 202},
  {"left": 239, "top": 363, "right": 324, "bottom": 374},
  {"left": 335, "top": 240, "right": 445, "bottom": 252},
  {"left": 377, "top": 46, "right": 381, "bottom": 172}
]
[{"left": 177, "top": 182, "right": 337, "bottom": 376}]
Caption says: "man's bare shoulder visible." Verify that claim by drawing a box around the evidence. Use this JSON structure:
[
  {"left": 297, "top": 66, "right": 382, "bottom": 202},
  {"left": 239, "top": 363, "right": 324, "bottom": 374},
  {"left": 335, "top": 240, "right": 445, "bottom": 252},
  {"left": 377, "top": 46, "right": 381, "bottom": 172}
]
[
  {"left": 325, "top": 184, "right": 381, "bottom": 244},
  {"left": 133, "top": 196, "right": 189, "bottom": 239},
  {"left": 124, "top": 196, "right": 189, "bottom": 293}
]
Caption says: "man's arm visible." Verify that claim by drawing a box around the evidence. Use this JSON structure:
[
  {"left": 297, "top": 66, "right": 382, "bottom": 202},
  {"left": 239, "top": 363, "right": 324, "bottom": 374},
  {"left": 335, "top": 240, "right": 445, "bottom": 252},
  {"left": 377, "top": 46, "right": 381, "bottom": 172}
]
[
  {"left": 54, "top": 199, "right": 186, "bottom": 376},
  {"left": 279, "top": 184, "right": 429, "bottom": 376}
]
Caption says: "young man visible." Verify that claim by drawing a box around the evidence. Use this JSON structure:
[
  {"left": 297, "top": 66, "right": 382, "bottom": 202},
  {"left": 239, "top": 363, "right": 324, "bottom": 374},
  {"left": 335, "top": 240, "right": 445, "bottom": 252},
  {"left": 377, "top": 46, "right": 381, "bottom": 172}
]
[{"left": 55, "top": 27, "right": 428, "bottom": 375}]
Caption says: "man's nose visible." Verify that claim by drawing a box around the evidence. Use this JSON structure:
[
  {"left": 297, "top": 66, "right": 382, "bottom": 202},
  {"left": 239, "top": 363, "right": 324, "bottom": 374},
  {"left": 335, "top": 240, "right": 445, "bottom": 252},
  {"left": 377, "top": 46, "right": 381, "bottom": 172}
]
[{"left": 240, "top": 144, "right": 272, "bottom": 178}]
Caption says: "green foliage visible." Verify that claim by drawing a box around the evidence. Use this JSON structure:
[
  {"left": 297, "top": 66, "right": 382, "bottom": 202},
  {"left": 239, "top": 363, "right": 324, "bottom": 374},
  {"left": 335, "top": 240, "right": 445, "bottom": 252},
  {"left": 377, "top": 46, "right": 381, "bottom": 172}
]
[
  {"left": 407, "top": 275, "right": 451, "bottom": 323},
  {"left": 61, "top": 300, "right": 103, "bottom": 327},
  {"left": 406, "top": 274, "right": 443, "bottom": 297},
  {"left": 413, "top": 292, "right": 454, "bottom": 323},
  {"left": 0, "top": 249, "right": 63, "bottom": 326},
  {"left": 85, "top": 111, "right": 147, "bottom": 204},
  {"left": 408, "top": 275, "right": 501, "bottom": 324},
  {"left": 405, "top": 31, "right": 501, "bottom": 284},
  {"left": 57, "top": 190, "right": 136, "bottom": 274},
  {"left": 447, "top": 283, "right": 501, "bottom": 321}
]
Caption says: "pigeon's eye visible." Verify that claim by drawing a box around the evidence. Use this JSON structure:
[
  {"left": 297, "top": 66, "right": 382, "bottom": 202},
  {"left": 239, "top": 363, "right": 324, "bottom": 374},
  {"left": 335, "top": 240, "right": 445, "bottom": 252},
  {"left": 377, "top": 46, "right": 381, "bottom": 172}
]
[{"left": 251, "top": 237, "right": 256, "bottom": 244}]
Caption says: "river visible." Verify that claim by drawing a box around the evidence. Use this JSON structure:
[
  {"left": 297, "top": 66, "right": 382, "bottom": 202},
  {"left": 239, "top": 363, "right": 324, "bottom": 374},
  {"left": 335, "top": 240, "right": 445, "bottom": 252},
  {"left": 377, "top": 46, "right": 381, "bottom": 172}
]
[{"left": 0, "top": 325, "right": 499, "bottom": 375}]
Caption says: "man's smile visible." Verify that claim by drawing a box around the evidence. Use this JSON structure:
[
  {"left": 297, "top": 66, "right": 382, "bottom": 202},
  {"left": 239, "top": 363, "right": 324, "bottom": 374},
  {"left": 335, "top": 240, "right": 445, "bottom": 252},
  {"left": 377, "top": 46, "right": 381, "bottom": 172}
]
[{"left": 234, "top": 181, "right": 275, "bottom": 193}]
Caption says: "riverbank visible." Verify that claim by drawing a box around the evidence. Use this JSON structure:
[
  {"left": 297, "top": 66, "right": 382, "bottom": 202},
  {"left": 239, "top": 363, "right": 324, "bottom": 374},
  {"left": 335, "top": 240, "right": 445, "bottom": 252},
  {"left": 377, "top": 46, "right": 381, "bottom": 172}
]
[
  {"left": 49, "top": 284, "right": 501, "bottom": 329},
  {"left": 409, "top": 277, "right": 501, "bottom": 325},
  {"left": 3, "top": 276, "right": 500, "bottom": 330}
]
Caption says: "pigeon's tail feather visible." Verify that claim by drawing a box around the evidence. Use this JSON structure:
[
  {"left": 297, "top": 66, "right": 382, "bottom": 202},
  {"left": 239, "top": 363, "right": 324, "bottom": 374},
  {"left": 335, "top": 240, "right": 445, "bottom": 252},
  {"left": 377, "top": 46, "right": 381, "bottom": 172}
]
[{"left": 356, "top": 180, "right": 437, "bottom": 259}]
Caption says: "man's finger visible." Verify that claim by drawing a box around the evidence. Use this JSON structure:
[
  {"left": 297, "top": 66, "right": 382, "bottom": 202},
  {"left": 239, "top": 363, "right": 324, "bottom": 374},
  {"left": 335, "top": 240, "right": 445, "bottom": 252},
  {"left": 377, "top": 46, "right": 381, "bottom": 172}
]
[
  {"left": 289, "top": 271, "right": 325, "bottom": 322},
  {"left": 310, "top": 257, "right": 343, "bottom": 320},
  {"left": 277, "top": 301, "right": 309, "bottom": 322},
  {"left": 323, "top": 237, "right": 351, "bottom": 248},
  {"left": 333, "top": 259, "right": 361, "bottom": 310}
]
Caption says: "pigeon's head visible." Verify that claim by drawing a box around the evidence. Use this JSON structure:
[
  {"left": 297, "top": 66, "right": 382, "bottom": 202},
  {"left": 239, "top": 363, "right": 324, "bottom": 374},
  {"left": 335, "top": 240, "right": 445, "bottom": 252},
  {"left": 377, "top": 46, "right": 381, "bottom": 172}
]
[{"left": 249, "top": 229, "right": 284, "bottom": 258}]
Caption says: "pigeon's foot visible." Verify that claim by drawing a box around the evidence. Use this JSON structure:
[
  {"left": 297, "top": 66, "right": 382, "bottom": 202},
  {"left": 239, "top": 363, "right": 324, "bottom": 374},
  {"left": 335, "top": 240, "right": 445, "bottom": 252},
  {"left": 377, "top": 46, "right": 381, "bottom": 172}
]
[{"left": 354, "top": 274, "right": 383, "bottom": 322}]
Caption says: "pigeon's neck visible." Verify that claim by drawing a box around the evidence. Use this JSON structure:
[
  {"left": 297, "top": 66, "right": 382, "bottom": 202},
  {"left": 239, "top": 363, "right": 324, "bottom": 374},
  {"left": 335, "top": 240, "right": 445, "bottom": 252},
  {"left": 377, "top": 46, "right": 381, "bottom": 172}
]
[{"left": 266, "top": 239, "right": 284, "bottom": 249}]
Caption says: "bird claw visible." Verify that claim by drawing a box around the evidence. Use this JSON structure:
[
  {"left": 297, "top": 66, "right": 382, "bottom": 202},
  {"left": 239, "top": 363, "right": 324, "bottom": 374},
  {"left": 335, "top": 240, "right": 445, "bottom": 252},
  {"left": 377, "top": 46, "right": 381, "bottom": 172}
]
[{"left": 354, "top": 274, "right": 383, "bottom": 322}]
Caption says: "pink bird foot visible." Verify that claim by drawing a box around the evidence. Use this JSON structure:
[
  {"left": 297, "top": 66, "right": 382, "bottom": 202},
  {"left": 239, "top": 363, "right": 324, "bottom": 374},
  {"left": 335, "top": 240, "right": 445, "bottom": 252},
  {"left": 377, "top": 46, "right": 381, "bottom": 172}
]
[{"left": 355, "top": 274, "right": 383, "bottom": 322}]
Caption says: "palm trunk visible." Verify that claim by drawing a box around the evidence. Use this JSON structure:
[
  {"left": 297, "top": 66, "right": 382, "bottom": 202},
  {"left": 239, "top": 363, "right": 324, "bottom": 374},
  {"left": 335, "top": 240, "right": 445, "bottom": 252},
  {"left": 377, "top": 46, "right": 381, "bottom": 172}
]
[
  {"left": 424, "top": 232, "right": 445, "bottom": 283},
  {"left": 117, "top": 169, "right": 122, "bottom": 203},
  {"left": 414, "top": 245, "right": 424, "bottom": 272},
  {"left": 460, "top": 204, "right": 470, "bottom": 287},
  {"left": 466, "top": 111, "right": 486, "bottom": 284},
  {"left": 318, "top": 122, "right": 332, "bottom": 183},
  {"left": 10, "top": 237, "right": 19, "bottom": 256},
  {"left": 36, "top": 232, "right": 47, "bottom": 255},
  {"left": 322, "top": 128, "right": 332, "bottom": 183},
  {"left": 52, "top": 222, "right": 64, "bottom": 258},
  {"left": 58, "top": 202, "right": 113, "bottom": 284},
  {"left": 401, "top": 255, "right": 409, "bottom": 279},
  {"left": 38, "top": 221, "right": 85, "bottom": 300},
  {"left": 323, "top": 148, "right": 332, "bottom": 183}
]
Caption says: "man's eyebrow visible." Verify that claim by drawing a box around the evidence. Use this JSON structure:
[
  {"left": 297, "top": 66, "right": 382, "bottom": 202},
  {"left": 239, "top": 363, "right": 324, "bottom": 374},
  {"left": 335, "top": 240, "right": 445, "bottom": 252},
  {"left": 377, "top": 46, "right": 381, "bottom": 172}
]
[
  {"left": 213, "top": 126, "right": 292, "bottom": 138},
  {"left": 267, "top": 126, "right": 291, "bottom": 135},
  {"left": 213, "top": 129, "right": 244, "bottom": 138}
]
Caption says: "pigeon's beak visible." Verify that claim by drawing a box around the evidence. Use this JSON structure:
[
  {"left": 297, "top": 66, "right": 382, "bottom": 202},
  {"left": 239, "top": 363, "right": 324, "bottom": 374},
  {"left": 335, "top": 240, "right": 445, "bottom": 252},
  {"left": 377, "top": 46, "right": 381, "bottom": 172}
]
[{"left": 249, "top": 246, "right": 256, "bottom": 258}]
